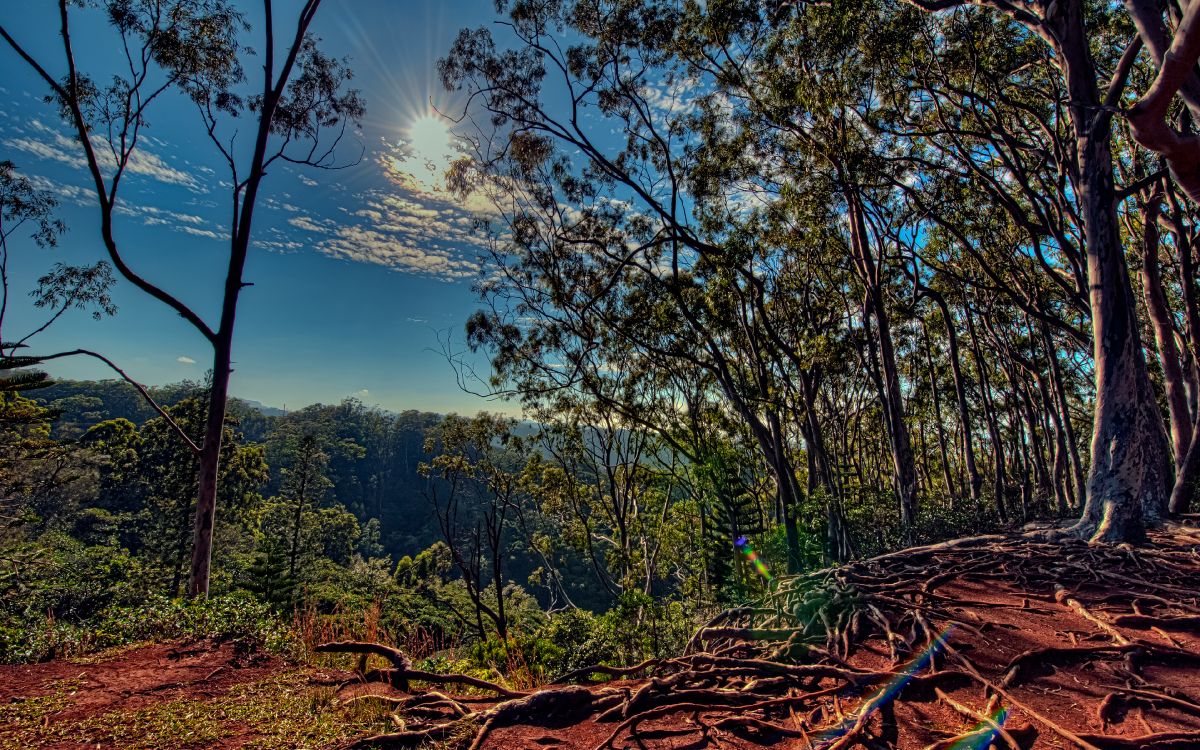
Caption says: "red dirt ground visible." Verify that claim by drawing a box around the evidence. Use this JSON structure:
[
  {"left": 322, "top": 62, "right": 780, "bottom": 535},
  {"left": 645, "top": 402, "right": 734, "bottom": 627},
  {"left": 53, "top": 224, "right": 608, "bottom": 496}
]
[
  {"left": 335, "top": 525, "right": 1200, "bottom": 750},
  {"left": 5, "top": 526, "right": 1200, "bottom": 750},
  {"left": 0, "top": 639, "right": 277, "bottom": 718},
  {"left": 0, "top": 639, "right": 288, "bottom": 749}
]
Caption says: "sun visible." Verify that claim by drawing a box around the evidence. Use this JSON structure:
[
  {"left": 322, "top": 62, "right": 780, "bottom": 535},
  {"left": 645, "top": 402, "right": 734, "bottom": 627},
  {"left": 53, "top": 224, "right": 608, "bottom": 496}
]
[{"left": 404, "top": 113, "right": 456, "bottom": 189}]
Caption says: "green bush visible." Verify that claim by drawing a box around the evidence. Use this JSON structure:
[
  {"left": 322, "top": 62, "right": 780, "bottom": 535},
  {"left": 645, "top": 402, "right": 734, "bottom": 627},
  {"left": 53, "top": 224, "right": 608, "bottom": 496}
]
[{"left": 0, "top": 592, "right": 299, "bottom": 663}]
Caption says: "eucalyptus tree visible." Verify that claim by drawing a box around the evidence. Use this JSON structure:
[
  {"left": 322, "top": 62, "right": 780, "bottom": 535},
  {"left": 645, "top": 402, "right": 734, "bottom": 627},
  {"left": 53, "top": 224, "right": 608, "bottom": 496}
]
[
  {"left": 1138, "top": 180, "right": 1200, "bottom": 513},
  {"left": 894, "top": 0, "right": 1173, "bottom": 542},
  {"left": 443, "top": 0, "right": 883, "bottom": 567},
  {"left": 0, "top": 0, "right": 364, "bottom": 594},
  {"left": 719, "top": 0, "right": 1180, "bottom": 540},
  {"left": 421, "top": 413, "right": 527, "bottom": 642},
  {"left": 134, "top": 397, "right": 268, "bottom": 596}
]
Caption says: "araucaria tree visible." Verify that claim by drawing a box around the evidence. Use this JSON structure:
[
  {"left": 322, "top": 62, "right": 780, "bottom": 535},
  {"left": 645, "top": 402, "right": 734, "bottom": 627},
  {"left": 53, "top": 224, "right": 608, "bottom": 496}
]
[{"left": 1, "top": 0, "right": 364, "bottom": 595}]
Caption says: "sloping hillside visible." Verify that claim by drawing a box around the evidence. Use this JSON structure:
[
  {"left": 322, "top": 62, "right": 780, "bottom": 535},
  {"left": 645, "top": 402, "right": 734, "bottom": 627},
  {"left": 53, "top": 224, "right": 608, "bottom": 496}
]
[{"left": 336, "top": 525, "right": 1200, "bottom": 750}]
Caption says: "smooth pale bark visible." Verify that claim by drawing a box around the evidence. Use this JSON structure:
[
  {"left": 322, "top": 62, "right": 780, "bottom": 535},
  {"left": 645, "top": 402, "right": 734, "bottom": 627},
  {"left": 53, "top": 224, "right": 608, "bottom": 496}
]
[
  {"left": 1042, "top": 326, "right": 1086, "bottom": 508},
  {"left": 902, "top": 0, "right": 1170, "bottom": 543},
  {"left": 767, "top": 409, "right": 804, "bottom": 573},
  {"left": 1161, "top": 186, "right": 1200, "bottom": 514},
  {"left": 1035, "top": 368, "right": 1074, "bottom": 513},
  {"left": 922, "top": 320, "right": 957, "bottom": 500},
  {"left": 1138, "top": 194, "right": 1192, "bottom": 470},
  {"left": 1163, "top": 185, "right": 1200, "bottom": 412},
  {"left": 965, "top": 304, "right": 1007, "bottom": 521},
  {"left": 1126, "top": 0, "right": 1200, "bottom": 202},
  {"left": 847, "top": 192, "right": 918, "bottom": 531},
  {"left": 930, "top": 292, "right": 983, "bottom": 506},
  {"left": 189, "top": 341, "right": 233, "bottom": 596},
  {"left": 1058, "top": 1, "right": 1170, "bottom": 540},
  {"left": 796, "top": 371, "right": 852, "bottom": 562},
  {"left": 1016, "top": 380, "right": 1051, "bottom": 508}
]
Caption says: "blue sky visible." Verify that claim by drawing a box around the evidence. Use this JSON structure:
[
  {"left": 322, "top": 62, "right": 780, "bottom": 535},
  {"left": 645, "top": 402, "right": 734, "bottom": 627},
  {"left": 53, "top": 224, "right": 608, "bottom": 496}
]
[{"left": 0, "top": 0, "right": 514, "bottom": 415}]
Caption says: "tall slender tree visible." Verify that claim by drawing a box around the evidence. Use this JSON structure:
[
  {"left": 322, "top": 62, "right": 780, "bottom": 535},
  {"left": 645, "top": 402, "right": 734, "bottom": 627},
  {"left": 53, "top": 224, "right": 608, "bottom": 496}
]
[{"left": 1, "top": 0, "right": 364, "bottom": 594}]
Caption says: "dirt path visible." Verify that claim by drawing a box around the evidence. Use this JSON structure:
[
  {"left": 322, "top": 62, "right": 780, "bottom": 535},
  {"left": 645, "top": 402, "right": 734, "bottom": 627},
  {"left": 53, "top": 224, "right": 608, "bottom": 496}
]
[{"left": 0, "top": 639, "right": 372, "bottom": 749}]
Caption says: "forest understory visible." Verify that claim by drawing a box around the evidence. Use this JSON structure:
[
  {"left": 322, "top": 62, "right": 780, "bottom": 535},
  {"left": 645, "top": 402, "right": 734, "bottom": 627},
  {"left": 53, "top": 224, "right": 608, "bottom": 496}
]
[{"left": 328, "top": 523, "right": 1200, "bottom": 750}]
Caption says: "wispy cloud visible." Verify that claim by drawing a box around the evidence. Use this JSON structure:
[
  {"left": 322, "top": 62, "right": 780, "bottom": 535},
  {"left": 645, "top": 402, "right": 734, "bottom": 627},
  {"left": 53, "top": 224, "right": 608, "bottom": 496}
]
[
  {"left": 177, "top": 355, "right": 196, "bottom": 365},
  {"left": 23, "top": 173, "right": 90, "bottom": 204},
  {"left": 318, "top": 221, "right": 480, "bottom": 280},
  {"left": 290, "top": 133, "right": 498, "bottom": 281},
  {"left": 640, "top": 75, "right": 702, "bottom": 119},
  {"left": 4, "top": 123, "right": 203, "bottom": 192},
  {"left": 287, "top": 214, "right": 335, "bottom": 233},
  {"left": 113, "top": 202, "right": 226, "bottom": 241}
]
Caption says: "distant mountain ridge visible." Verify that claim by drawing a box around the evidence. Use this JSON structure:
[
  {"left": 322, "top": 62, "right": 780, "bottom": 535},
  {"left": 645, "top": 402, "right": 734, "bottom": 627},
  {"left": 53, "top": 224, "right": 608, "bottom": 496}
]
[{"left": 235, "top": 398, "right": 287, "bottom": 417}]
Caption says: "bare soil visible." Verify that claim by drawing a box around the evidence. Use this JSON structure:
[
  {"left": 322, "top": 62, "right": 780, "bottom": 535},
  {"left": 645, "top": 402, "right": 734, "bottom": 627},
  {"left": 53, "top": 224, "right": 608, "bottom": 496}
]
[
  {"left": 333, "top": 524, "right": 1200, "bottom": 750},
  {"left": 0, "top": 639, "right": 277, "bottom": 722},
  {"left": 5, "top": 526, "right": 1200, "bottom": 750}
]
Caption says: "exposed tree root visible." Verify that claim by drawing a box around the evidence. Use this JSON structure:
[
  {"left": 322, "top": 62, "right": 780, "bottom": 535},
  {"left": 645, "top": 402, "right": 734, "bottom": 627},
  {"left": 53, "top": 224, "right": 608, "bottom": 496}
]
[
  {"left": 337, "top": 528, "right": 1200, "bottom": 749},
  {"left": 551, "top": 658, "right": 664, "bottom": 685}
]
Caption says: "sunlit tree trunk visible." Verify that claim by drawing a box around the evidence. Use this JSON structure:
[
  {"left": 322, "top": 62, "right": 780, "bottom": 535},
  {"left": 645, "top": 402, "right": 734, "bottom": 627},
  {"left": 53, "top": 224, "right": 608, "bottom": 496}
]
[{"left": 1059, "top": 2, "right": 1169, "bottom": 540}]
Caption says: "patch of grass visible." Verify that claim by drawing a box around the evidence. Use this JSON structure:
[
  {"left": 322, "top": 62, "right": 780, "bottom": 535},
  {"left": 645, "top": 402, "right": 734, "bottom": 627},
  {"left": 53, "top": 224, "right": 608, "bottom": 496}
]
[
  {"left": 1, "top": 669, "right": 395, "bottom": 750},
  {"left": 66, "top": 698, "right": 231, "bottom": 749},
  {"left": 219, "top": 671, "right": 388, "bottom": 750},
  {"left": 0, "top": 693, "right": 72, "bottom": 746}
]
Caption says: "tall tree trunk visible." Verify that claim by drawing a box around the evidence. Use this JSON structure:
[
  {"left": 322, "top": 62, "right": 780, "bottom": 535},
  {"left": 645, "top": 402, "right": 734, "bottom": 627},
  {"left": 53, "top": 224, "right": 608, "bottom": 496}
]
[
  {"left": 922, "top": 320, "right": 957, "bottom": 501},
  {"left": 930, "top": 292, "right": 982, "bottom": 506},
  {"left": 797, "top": 372, "right": 853, "bottom": 562},
  {"left": 966, "top": 304, "right": 1007, "bottom": 521},
  {"left": 1139, "top": 193, "right": 1191, "bottom": 471},
  {"left": 287, "top": 439, "right": 314, "bottom": 582},
  {"left": 1164, "top": 184, "right": 1200, "bottom": 423},
  {"left": 189, "top": 341, "right": 231, "bottom": 597},
  {"left": 848, "top": 193, "right": 918, "bottom": 531},
  {"left": 1036, "top": 371, "right": 1074, "bottom": 514},
  {"left": 1058, "top": 1, "right": 1169, "bottom": 541},
  {"left": 1042, "top": 325, "right": 1087, "bottom": 507},
  {"left": 1162, "top": 186, "right": 1200, "bottom": 513}
]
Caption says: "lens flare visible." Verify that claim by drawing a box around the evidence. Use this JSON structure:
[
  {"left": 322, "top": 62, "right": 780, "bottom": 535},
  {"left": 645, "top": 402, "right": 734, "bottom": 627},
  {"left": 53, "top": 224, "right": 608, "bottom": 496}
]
[
  {"left": 948, "top": 706, "right": 1010, "bottom": 749},
  {"left": 812, "top": 625, "right": 957, "bottom": 748},
  {"left": 735, "top": 535, "right": 773, "bottom": 582}
]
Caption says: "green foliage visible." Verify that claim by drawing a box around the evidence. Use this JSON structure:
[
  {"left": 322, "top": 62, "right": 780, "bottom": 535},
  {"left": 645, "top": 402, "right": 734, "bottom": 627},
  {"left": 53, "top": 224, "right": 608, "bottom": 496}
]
[
  {"left": 87, "top": 593, "right": 299, "bottom": 656},
  {"left": 1, "top": 591, "right": 297, "bottom": 664},
  {"left": 243, "top": 547, "right": 297, "bottom": 609}
]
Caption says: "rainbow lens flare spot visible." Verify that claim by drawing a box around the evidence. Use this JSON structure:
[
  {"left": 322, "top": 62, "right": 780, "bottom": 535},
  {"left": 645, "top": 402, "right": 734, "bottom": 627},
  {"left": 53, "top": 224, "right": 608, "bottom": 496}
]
[{"left": 735, "top": 535, "right": 773, "bottom": 582}]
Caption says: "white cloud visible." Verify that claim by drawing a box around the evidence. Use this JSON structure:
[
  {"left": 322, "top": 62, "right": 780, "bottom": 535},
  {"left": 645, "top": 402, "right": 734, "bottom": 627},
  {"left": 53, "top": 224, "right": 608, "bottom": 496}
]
[
  {"left": 24, "top": 174, "right": 90, "bottom": 204},
  {"left": 318, "top": 222, "right": 480, "bottom": 280},
  {"left": 111, "top": 202, "right": 226, "bottom": 240},
  {"left": 177, "top": 355, "right": 196, "bottom": 365},
  {"left": 640, "top": 76, "right": 701, "bottom": 118},
  {"left": 180, "top": 226, "right": 223, "bottom": 240},
  {"left": 3, "top": 126, "right": 203, "bottom": 192},
  {"left": 287, "top": 214, "right": 334, "bottom": 233},
  {"left": 297, "top": 137, "right": 498, "bottom": 281}
]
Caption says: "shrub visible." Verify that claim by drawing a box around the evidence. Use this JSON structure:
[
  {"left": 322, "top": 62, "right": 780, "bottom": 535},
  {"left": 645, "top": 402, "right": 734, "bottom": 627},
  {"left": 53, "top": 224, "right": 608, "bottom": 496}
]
[{"left": 0, "top": 592, "right": 299, "bottom": 663}]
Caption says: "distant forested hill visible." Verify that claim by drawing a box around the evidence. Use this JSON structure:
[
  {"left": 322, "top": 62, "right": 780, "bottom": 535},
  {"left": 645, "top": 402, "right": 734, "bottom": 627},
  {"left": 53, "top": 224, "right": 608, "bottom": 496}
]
[{"left": 33, "top": 379, "right": 447, "bottom": 560}]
